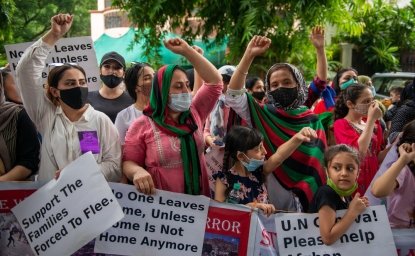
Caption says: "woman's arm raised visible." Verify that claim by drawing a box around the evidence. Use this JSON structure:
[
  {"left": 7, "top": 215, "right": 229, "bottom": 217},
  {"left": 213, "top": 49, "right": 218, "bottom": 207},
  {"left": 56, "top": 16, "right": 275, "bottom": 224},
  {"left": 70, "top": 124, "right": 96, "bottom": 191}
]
[
  {"left": 164, "top": 38, "right": 222, "bottom": 84},
  {"left": 229, "top": 36, "right": 271, "bottom": 90},
  {"left": 42, "top": 14, "right": 73, "bottom": 46}
]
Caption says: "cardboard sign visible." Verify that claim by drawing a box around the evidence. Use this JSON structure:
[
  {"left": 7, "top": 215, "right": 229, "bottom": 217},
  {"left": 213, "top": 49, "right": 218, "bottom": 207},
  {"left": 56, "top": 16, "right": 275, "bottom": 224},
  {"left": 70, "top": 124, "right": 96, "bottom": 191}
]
[
  {"left": 203, "top": 201, "right": 256, "bottom": 256},
  {"left": 11, "top": 153, "right": 124, "bottom": 256},
  {"left": 94, "top": 183, "right": 210, "bottom": 256},
  {"left": 275, "top": 205, "right": 397, "bottom": 256},
  {"left": 4, "top": 36, "right": 100, "bottom": 91}
]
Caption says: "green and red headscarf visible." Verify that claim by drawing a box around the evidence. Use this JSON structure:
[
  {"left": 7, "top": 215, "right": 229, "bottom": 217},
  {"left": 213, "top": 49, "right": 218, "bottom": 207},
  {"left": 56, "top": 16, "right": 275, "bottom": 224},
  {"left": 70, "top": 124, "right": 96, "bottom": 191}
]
[
  {"left": 143, "top": 65, "right": 201, "bottom": 195},
  {"left": 251, "top": 63, "right": 327, "bottom": 210}
]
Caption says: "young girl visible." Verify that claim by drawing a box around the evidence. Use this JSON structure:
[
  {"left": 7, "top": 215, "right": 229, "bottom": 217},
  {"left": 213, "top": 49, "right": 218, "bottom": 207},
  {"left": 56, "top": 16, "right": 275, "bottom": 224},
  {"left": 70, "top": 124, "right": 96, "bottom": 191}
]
[
  {"left": 333, "top": 83, "right": 384, "bottom": 194},
  {"left": 309, "top": 144, "right": 369, "bottom": 245},
  {"left": 313, "top": 67, "right": 358, "bottom": 114},
  {"left": 214, "top": 125, "right": 317, "bottom": 215},
  {"left": 371, "top": 120, "right": 415, "bottom": 228}
]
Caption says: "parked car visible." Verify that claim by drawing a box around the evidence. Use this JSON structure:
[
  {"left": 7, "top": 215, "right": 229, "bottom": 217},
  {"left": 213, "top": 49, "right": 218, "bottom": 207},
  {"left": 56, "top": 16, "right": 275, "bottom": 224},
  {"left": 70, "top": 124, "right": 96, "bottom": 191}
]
[
  {"left": 371, "top": 72, "right": 415, "bottom": 107},
  {"left": 372, "top": 72, "right": 415, "bottom": 99}
]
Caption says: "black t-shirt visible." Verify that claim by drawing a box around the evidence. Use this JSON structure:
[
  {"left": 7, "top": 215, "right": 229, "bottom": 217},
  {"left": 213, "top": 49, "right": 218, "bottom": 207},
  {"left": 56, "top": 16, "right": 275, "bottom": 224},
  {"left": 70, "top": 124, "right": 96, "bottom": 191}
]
[
  {"left": 308, "top": 185, "right": 349, "bottom": 213},
  {"left": 2, "top": 108, "right": 40, "bottom": 175},
  {"left": 87, "top": 90, "right": 133, "bottom": 123},
  {"left": 389, "top": 100, "right": 415, "bottom": 134}
]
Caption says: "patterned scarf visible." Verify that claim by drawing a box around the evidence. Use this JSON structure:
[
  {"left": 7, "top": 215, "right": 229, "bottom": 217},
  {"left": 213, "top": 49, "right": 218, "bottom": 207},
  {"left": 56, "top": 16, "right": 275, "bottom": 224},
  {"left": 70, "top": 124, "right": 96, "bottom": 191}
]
[
  {"left": 0, "top": 74, "right": 22, "bottom": 171},
  {"left": 248, "top": 66, "right": 327, "bottom": 209},
  {"left": 265, "top": 63, "right": 308, "bottom": 110},
  {"left": 143, "top": 65, "right": 201, "bottom": 195},
  {"left": 209, "top": 94, "right": 226, "bottom": 144}
]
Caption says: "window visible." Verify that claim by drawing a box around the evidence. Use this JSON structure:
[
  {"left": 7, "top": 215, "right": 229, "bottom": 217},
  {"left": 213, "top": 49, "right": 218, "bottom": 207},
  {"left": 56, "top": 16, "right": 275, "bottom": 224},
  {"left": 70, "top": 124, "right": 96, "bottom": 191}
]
[
  {"left": 105, "top": 13, "right": 121, "bottom": 28},
  {"left": 104, "top": 0, "right": 112, "bottom": 8}
]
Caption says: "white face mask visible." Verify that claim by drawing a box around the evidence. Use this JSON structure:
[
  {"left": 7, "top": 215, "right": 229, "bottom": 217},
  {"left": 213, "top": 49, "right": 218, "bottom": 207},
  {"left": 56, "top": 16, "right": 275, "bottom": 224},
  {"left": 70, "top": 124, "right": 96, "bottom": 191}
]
[
  {"left": 354, "top": 102, "right": 371, "bottom": 115},
  {"left": 168, "top": 92, "right": 192, "bottom": 112}
]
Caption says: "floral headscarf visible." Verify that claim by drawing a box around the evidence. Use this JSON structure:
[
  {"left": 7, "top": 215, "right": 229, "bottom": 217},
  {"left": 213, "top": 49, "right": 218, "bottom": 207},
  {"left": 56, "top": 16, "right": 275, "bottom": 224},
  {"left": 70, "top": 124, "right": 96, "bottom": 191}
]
[{"left": 265, "top": 63, "right": 308, "bottom": 110}]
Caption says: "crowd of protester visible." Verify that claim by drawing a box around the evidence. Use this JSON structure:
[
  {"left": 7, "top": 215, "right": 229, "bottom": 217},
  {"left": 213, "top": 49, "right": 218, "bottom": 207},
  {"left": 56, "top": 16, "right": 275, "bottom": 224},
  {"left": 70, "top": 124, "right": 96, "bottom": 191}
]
[{"left": 1, "top": 13, "right": 414, "bottom": 246}]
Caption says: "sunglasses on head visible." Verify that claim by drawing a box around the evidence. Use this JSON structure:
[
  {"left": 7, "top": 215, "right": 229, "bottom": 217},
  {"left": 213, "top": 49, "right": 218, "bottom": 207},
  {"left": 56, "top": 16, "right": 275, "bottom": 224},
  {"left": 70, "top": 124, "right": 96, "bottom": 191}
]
[
  {"left": 48, "top": 62, "right": 78, "bottom": 72},
  {"left": 130, "top": 61, "right": 151, "bottom": 68}
]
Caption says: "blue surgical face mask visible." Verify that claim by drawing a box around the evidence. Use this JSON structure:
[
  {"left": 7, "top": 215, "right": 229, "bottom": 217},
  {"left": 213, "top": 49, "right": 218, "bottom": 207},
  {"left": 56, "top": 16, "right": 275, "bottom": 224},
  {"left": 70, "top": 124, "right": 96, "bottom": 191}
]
[
  {"left": 168, "top": 93, "right": 192, "bottom": 112},
  {"left": 240, "top": 153, "right": 265, "bottom": 172}
]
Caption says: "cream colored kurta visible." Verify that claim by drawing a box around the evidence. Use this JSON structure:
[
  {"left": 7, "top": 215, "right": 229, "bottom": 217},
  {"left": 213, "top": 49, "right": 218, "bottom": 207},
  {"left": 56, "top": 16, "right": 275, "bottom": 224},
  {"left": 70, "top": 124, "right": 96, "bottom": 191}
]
[{"left": 16, "top": 39, "right": 121, "bottom": 182}]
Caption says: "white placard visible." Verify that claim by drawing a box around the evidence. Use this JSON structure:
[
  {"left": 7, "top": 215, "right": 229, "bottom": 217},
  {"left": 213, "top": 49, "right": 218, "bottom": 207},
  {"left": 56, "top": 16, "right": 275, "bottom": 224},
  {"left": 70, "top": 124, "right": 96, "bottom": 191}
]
[
  {"left": 254, "top": 213, "right": 279, "bottom": 256},
  {"left": 275, "top": 205, "right": 397, "bottom": 256},
  {"left": 11, "top": 152, "right": 124, "bottom": 256},
  {"left": 94, "top": 183, "right": 210, "bottom": 256},
  {"left": 4, "top": 36, "right": 100, "bottom": 91}
]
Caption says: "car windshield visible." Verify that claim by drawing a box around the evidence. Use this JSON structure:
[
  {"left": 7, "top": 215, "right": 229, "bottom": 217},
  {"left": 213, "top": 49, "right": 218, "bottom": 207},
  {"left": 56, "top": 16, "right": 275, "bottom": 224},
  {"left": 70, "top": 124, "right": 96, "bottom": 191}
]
[{"left": 372, "top": 76, "right": 413, "bottom": 98}]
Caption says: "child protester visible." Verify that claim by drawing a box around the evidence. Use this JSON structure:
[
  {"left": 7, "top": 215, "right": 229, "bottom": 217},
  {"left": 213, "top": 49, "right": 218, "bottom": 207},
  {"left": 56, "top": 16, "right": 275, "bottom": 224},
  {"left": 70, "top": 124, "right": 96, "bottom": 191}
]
[
  {"left": 309, "top": 144, "right": 369, "bottom": 245},
  {"left": 371, "top": 120, "right": 415, "bottom": 228},
  {"left": 214, "top": 125, "right": 317, "bottom": 216}
]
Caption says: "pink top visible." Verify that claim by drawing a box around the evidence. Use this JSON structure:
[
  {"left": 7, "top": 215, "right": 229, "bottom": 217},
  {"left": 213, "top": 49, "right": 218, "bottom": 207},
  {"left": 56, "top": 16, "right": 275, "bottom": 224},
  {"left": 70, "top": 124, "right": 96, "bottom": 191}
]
[
  {"left": 333, "top": 118, "right": 384, "bottom": 194},
  {"left": 123, "top": 82, "right": 222, "bottom": 196}
]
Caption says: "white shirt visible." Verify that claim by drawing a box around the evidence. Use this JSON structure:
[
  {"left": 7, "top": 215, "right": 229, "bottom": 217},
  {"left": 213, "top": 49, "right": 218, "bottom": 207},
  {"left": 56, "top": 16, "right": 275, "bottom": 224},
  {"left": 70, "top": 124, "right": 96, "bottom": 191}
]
[
  {"left": 225, "top": 88, "right": 252, "bottom": 126},
  {"left": 16, "top": 39, "right": 121, "bottom": 182},
  {"left": 115, "top": 104, "right": 143, "bottom": 144}
]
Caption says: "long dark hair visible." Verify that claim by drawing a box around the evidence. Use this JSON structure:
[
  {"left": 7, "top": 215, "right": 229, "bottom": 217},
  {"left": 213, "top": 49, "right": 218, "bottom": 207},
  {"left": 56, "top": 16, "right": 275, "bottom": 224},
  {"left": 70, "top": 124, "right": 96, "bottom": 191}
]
[
  {"left": 397, "top": 120, "right": 415, "bottom": 174},
  {"left": 332, "top": 67, "right": 358, "bottom": 95},
  {"left": 125, "top": 62, "right": 151, "bottom": 101},
  {"left": 398, "top": 79, "right": 415, "bottom": 107},
  {"left": 245, "top": 76, "right": 262, "bottom": 91},
  {"left": 222, "top": 126, "right": 264, "bottom": 194},
  {"left": 334, "top": 83, "right": 368, "bottom": 120}
]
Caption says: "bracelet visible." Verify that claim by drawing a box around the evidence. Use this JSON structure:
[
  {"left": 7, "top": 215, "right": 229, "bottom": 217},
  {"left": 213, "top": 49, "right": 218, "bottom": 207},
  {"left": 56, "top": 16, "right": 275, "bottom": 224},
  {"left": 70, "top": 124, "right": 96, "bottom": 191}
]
[{"left": 236, "top": 65, "right": 248, "bottom": 75}]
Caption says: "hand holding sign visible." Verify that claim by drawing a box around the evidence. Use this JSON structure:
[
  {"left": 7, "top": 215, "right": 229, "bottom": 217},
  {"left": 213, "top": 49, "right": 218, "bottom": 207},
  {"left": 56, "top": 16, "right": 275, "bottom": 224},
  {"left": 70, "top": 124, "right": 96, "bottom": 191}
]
[{"left": 12, "top": 153, "right": 124, "bottom": 256}]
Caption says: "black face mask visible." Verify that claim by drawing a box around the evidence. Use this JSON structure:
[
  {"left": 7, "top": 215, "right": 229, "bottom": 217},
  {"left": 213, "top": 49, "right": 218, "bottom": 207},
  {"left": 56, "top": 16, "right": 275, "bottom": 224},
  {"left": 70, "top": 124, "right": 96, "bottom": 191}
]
[
  {"left": 268, "top": 87, "right": 298, "bottom": 108},
  {"left": 251, "top": 91, "right": 265, "bottom": 101},
  {"left": 100, "top": 74, "right": 123, "bottom": 88},
  {"left": 59, "top": 87, "right": 88, "bottom": 109}
]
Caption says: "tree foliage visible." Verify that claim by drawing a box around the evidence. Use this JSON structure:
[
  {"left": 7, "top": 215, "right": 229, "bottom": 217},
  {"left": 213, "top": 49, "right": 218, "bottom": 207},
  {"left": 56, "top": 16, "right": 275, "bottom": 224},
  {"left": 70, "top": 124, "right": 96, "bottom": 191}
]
[
  {"left": 112, "top": 0, "right": 371, "bottom": 78},
  {"left": 0, "top": 0, "right": 16, "bottom": 42},
  {"left": 338, "top": 0, "right": 415, "bottom": 72},
  {"left": 0, "top": 0, "right": 96, "bottom": 65}
]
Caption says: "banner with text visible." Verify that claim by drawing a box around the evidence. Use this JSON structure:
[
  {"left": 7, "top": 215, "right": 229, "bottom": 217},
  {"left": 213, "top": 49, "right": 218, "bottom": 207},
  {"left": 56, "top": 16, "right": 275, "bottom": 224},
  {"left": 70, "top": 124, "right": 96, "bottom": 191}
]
[
  {"left": 205, "top": 147, "right": 224, "bottom": 197},
  {"left": 253, "top": 213, "right": 279, "bottom": 256},
  {"left": 2, "top": 184, "right": 414, "bottom": 255},
  {"left": 4, "top": 36, "right": 100, "bottom": 90},
  {"left": 394, "top": 229, "right": 415, "bottom": 256},
  {"left": 275, "top": 205, "right": 397, "bottom": 256},
  {"left": 94, "top": 183, "right": 210, "bottom": 256},
  {"left": 11, "top": 153, "right": 124, "bottom": 256},
  {"left": 0, "top": 182, "right": 42, "bottom": 255},
  {"left": 203, "top": 201, "right": 256, "bottom": 256}
]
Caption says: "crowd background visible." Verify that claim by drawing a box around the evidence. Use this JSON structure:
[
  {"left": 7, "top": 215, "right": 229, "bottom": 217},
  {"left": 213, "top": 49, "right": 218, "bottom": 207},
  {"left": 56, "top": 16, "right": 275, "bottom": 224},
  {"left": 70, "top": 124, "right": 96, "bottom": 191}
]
[{"left": 0, "top": 10, "right": 414, "bottom": 249}]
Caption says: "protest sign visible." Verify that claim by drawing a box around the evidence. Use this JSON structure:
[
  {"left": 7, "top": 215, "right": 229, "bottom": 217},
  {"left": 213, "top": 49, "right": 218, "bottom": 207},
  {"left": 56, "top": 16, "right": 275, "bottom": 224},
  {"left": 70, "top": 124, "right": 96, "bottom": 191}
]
[
  {"left": 11, "top": 152, "right": 124, "bottom": 256},
  {"left": 2, "top": 182, "right": 413, "bottom": 256},
  {"left": 0, "top": 182, "right": 42, "bottom": 255},
  {"left": 394, "top": 229, "right": 415, "bottom": 256},
  {"left": 253, "top": 212, "right": 279, "bottom": 256},
  {"left": 275, "top": 205, "right": 397, "bottom": 256},
  {"left": 203, "top": 201, "right": 256, "bottom": 256},
  {"left": 205, "top": 147, "right": 224, "bottom": 197},
  {"left": 4, "top": 36, "right": 100, "bottom": 90},
  {"left": 94, "top": 183, "right": 210, "bottom": 256}
]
